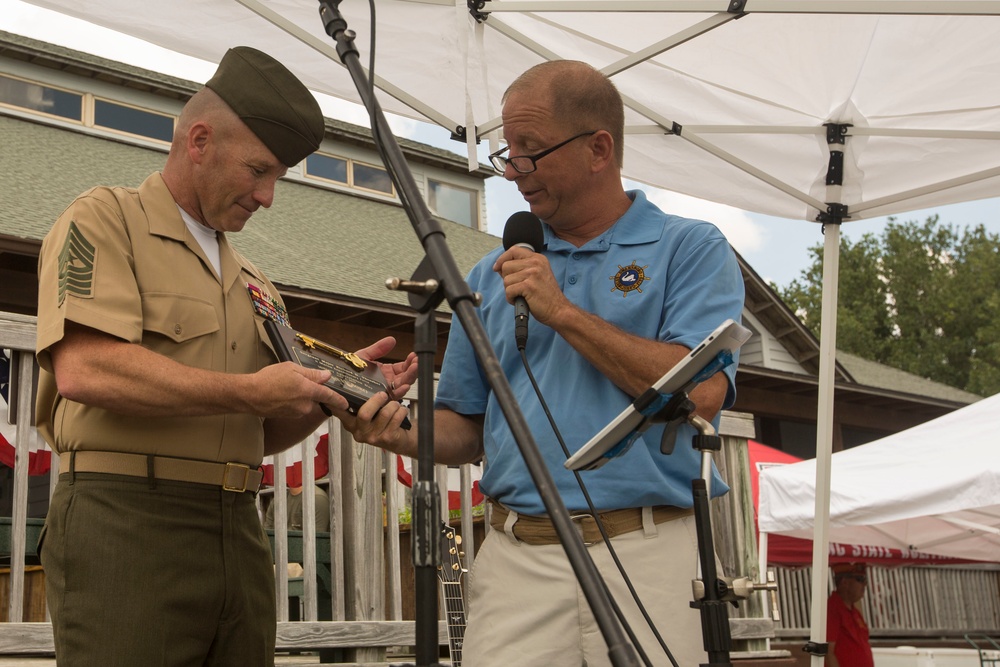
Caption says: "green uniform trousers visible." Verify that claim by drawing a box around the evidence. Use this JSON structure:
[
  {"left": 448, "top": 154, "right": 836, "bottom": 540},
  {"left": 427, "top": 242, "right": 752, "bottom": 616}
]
[{"left": 40, "top": 472, "right": 276, "bottom": 667}]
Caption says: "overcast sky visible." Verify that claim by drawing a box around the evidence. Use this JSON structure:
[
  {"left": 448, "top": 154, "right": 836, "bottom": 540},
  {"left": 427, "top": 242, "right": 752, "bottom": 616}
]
[{"left": 4, "top": 0, "right": 998, "bottom": 289}]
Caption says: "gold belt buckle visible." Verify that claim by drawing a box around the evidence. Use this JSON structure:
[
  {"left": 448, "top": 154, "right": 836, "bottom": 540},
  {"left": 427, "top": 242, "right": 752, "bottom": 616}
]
[{"left": 222, "top": 462, "right": 251, "bottom": 492}]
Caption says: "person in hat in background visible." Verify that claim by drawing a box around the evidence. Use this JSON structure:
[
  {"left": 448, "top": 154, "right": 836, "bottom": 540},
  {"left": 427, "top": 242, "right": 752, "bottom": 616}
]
[
  {"left": 264, "top": 484, "right": 332, "bottom": 533},
  {"left": 34, "top": 46, "right": 416, "bottom": 666},
  {"left": 827, "top": 562, "right": 875, "bottom": 667}
]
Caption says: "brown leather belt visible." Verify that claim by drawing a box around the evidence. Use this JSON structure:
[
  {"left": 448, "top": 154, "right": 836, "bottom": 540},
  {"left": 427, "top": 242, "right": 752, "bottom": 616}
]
[
  {"left": 59, "top": 451, "right": 263, "bottom": 494},
  {"left": 488, "top": 500, "right": 693, "bottom": 546}
]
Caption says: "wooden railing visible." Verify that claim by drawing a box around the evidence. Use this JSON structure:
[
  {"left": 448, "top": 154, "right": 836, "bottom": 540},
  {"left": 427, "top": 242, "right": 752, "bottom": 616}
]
[
  {"left": 1, "top": 309, "right": 778, "bottom": 661},
  {"left": 6, "top": 305, "right": 1000, "bottom": 660},
  {"left": 0, "top": 313, "right": 47, "bottom": 629},
  {"left": 774, "top": 564, "right": 1000, "bottom": 639}
]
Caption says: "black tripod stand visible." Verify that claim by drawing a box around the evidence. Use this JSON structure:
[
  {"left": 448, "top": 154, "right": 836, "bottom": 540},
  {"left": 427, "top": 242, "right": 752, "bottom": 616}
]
[
  {"left": 645, "top": 392, "right": 779, "bottom": 667},
  {"left": 315, "top": 3, "right": 638, "bottom": 666}
]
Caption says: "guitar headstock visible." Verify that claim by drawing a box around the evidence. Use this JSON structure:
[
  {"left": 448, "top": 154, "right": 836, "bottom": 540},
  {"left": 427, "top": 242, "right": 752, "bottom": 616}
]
[
  {"left": 438, "top": 523, "right": 467, "bottom": 666},
  {"left": 439, "top": 523, "right": 466, "bottom": 583}
]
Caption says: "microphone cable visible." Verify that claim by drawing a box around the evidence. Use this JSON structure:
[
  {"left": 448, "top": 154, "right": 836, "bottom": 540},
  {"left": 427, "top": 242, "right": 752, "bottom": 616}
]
[{"left": 517, "top": 347, "right": 680, "bottom": 667}]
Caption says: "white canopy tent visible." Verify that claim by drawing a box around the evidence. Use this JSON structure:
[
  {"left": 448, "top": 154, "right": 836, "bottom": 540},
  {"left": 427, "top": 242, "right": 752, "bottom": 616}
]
[
  {"left": 759, "top": 392, "right": 1000, "bottom": 563},
  {"left": 17, "top": 1, "right": 1000, "bottom": 661}
]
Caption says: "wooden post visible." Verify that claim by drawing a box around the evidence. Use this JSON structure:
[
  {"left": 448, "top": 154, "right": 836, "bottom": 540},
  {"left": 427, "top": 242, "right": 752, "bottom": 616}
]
[
  {"left": 340, "top": 421, "right": 386, "bottom": 663},
  {"left": 714, "top": 411, "right": 775, "bottom": 654},
  {"left": 0, "top": 314, "right": 39, "bottom": 625}
]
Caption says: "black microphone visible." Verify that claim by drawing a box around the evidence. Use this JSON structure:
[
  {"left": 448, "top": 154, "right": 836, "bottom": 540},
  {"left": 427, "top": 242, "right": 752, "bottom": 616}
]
[{"left": 502, "top": 211, "right": 545, "bottom": 350}]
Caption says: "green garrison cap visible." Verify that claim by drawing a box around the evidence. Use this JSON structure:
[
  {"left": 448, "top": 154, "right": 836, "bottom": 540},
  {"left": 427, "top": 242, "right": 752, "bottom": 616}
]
[{"left": 206, "top": 46, "right": 324, "bottom": 167}]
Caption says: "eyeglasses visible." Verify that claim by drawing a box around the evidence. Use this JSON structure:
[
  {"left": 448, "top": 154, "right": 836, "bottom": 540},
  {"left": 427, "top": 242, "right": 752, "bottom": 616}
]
[{"left": 489, "top": 130, "right": 597, "bottom": 174}]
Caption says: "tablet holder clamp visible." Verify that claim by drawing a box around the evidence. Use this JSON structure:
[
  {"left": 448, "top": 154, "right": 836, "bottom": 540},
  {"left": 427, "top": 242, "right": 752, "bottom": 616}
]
[{"left": 643, "top": 390, "right": 779, "bottom": 667}]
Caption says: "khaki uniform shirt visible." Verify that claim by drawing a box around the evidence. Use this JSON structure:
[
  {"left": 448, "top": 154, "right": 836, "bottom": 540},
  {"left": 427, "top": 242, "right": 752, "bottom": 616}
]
[{"left": 35, "top": 172, "right": 282, "bottom": 466}]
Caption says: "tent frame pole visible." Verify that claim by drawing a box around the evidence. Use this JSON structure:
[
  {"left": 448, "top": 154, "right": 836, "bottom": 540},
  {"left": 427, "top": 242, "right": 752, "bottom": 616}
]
[{"left": 804, "top": 221, "right": 841, "bottom": 665}]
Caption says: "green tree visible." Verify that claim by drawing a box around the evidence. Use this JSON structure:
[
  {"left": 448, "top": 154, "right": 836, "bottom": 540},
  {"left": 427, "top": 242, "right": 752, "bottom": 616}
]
[{"left": 777, "top": 216, "right": 1000, "bottom": 396}]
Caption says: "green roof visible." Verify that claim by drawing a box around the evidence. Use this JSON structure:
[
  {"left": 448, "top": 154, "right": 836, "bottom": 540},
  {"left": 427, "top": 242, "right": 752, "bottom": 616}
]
[
  {"left": 837, "top": 351, "right": 982, "bottom": 405},
  {"left": 0, "top": 115, "right": 501, "bottom": 310}
]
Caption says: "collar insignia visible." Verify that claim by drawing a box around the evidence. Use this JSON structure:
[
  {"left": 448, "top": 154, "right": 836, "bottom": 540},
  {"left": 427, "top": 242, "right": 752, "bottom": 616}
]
[{"left": 610, "top": 261, "right": 649, "bottom": 297}]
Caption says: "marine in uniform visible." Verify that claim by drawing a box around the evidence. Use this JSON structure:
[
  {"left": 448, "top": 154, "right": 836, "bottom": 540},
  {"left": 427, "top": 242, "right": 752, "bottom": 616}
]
[{"left": 34, "top": 47, "right": 357, "bottom": 667}]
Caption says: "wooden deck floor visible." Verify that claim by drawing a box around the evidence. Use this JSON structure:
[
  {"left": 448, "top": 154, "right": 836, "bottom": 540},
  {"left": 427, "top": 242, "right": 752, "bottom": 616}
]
[
  {"left": 0, "top": 657, "right": 428, "bottom": 667},
  {"left": 0, "top": 658, "right": 326, "bottom": 667},
  {"left": 0, "top": 648, "right": 436, "bottom": 667}
]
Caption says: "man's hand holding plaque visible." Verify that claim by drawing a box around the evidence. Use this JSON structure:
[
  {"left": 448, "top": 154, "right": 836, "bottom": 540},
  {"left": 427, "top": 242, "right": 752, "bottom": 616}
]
[{"left": 265, "top": 321, "right": 414, "bottom": 428}]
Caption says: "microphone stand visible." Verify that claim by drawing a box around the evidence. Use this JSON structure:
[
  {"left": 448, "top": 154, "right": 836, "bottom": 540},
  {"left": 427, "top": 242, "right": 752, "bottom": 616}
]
[{"left": 315, "top": 4, "right": 637, "bottom": 666}]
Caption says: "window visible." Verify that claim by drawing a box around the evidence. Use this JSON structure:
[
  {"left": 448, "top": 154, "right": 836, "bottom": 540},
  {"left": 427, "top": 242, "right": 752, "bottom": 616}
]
[
  {"left": 305, "top": 153, "right": 348, "bottom": 184},
  {"left": 305, "top": 153, "right": 393, "bottom": 196},
  {"left": 0, "top": 73, "right": 82, "bottom": 121},
  {"left": 428, "top": 179, "right": 477, "bottom": 228},
  {"left": 1, "top": 71, "right": 475, "bottom": 208},
  {"left": 0, "top": 74, "right": 171, "bottom": 144},
  {"left": 353, "top": 161, "right": 393, "bottom": 195},
  {"left": 94, "top": 98, "right": 173, "bottom": 142}
]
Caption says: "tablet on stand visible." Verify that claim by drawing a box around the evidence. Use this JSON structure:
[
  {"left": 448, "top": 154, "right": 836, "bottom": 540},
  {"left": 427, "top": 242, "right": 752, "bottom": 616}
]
[{"left": 565, "top": 319, "right": 751, "bottom": 472}]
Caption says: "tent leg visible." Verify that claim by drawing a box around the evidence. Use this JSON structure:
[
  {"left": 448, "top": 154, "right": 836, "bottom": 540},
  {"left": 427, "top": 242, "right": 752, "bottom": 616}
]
[{"left": 805, "top": 222, "right": 842, "bottom": 665}]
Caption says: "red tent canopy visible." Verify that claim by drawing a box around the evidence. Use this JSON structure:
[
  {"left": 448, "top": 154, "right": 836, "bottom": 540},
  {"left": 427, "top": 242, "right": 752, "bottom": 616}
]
[{"left": 747, "top": 440, "right": 970, "bottom": 566}]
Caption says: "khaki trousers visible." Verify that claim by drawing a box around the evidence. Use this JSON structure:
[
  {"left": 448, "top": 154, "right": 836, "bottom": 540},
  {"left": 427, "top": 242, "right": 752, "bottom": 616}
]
[{"left": 463, "top": 511, "right": 709, "bottom": 667}]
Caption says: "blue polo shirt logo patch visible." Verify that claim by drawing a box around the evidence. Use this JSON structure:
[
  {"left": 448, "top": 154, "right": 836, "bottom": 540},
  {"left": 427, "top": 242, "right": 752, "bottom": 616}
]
[{"left": 610, "top": 261, "right": 649, "bottom": 297}]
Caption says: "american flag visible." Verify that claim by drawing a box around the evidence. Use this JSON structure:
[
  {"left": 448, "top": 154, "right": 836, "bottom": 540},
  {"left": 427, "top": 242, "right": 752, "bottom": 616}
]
[
  {"left": 0, "top": 348, "right": 52, "bottom": 475},
  {"left": 260, "top": 425, "right": 330, "bottom": 487},
  {"left": 396, "top": 455, "right": 483, "bottom": 510}
]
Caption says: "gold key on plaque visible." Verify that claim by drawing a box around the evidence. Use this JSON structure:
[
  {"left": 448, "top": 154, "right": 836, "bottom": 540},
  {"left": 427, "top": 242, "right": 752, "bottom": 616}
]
[{"left": 296, "top": 333, "right": 368, "bottom": 371}]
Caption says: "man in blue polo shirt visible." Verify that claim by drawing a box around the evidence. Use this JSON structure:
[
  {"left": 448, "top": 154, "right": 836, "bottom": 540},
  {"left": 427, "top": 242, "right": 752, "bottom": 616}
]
[{"left": 341, "top": 59, "right": 744, "bottom": 667}]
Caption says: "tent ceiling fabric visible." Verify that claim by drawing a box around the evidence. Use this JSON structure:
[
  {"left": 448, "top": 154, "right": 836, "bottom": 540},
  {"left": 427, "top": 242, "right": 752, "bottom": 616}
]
[
  {"left": 758, "top": 393, "right": 1000, "bottom": 563},
  {"left": 24, "top": 0, "right": 1000, "bottom": 222}
]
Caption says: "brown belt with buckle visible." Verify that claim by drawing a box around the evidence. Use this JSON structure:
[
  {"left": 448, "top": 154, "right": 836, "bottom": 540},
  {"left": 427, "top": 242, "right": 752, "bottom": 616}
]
[
  {"left": 488, "top": 500, "right": 693, "bottom": 546},
  {"left": 59, "top": 451, "right": 263, "bottom": 494}
]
